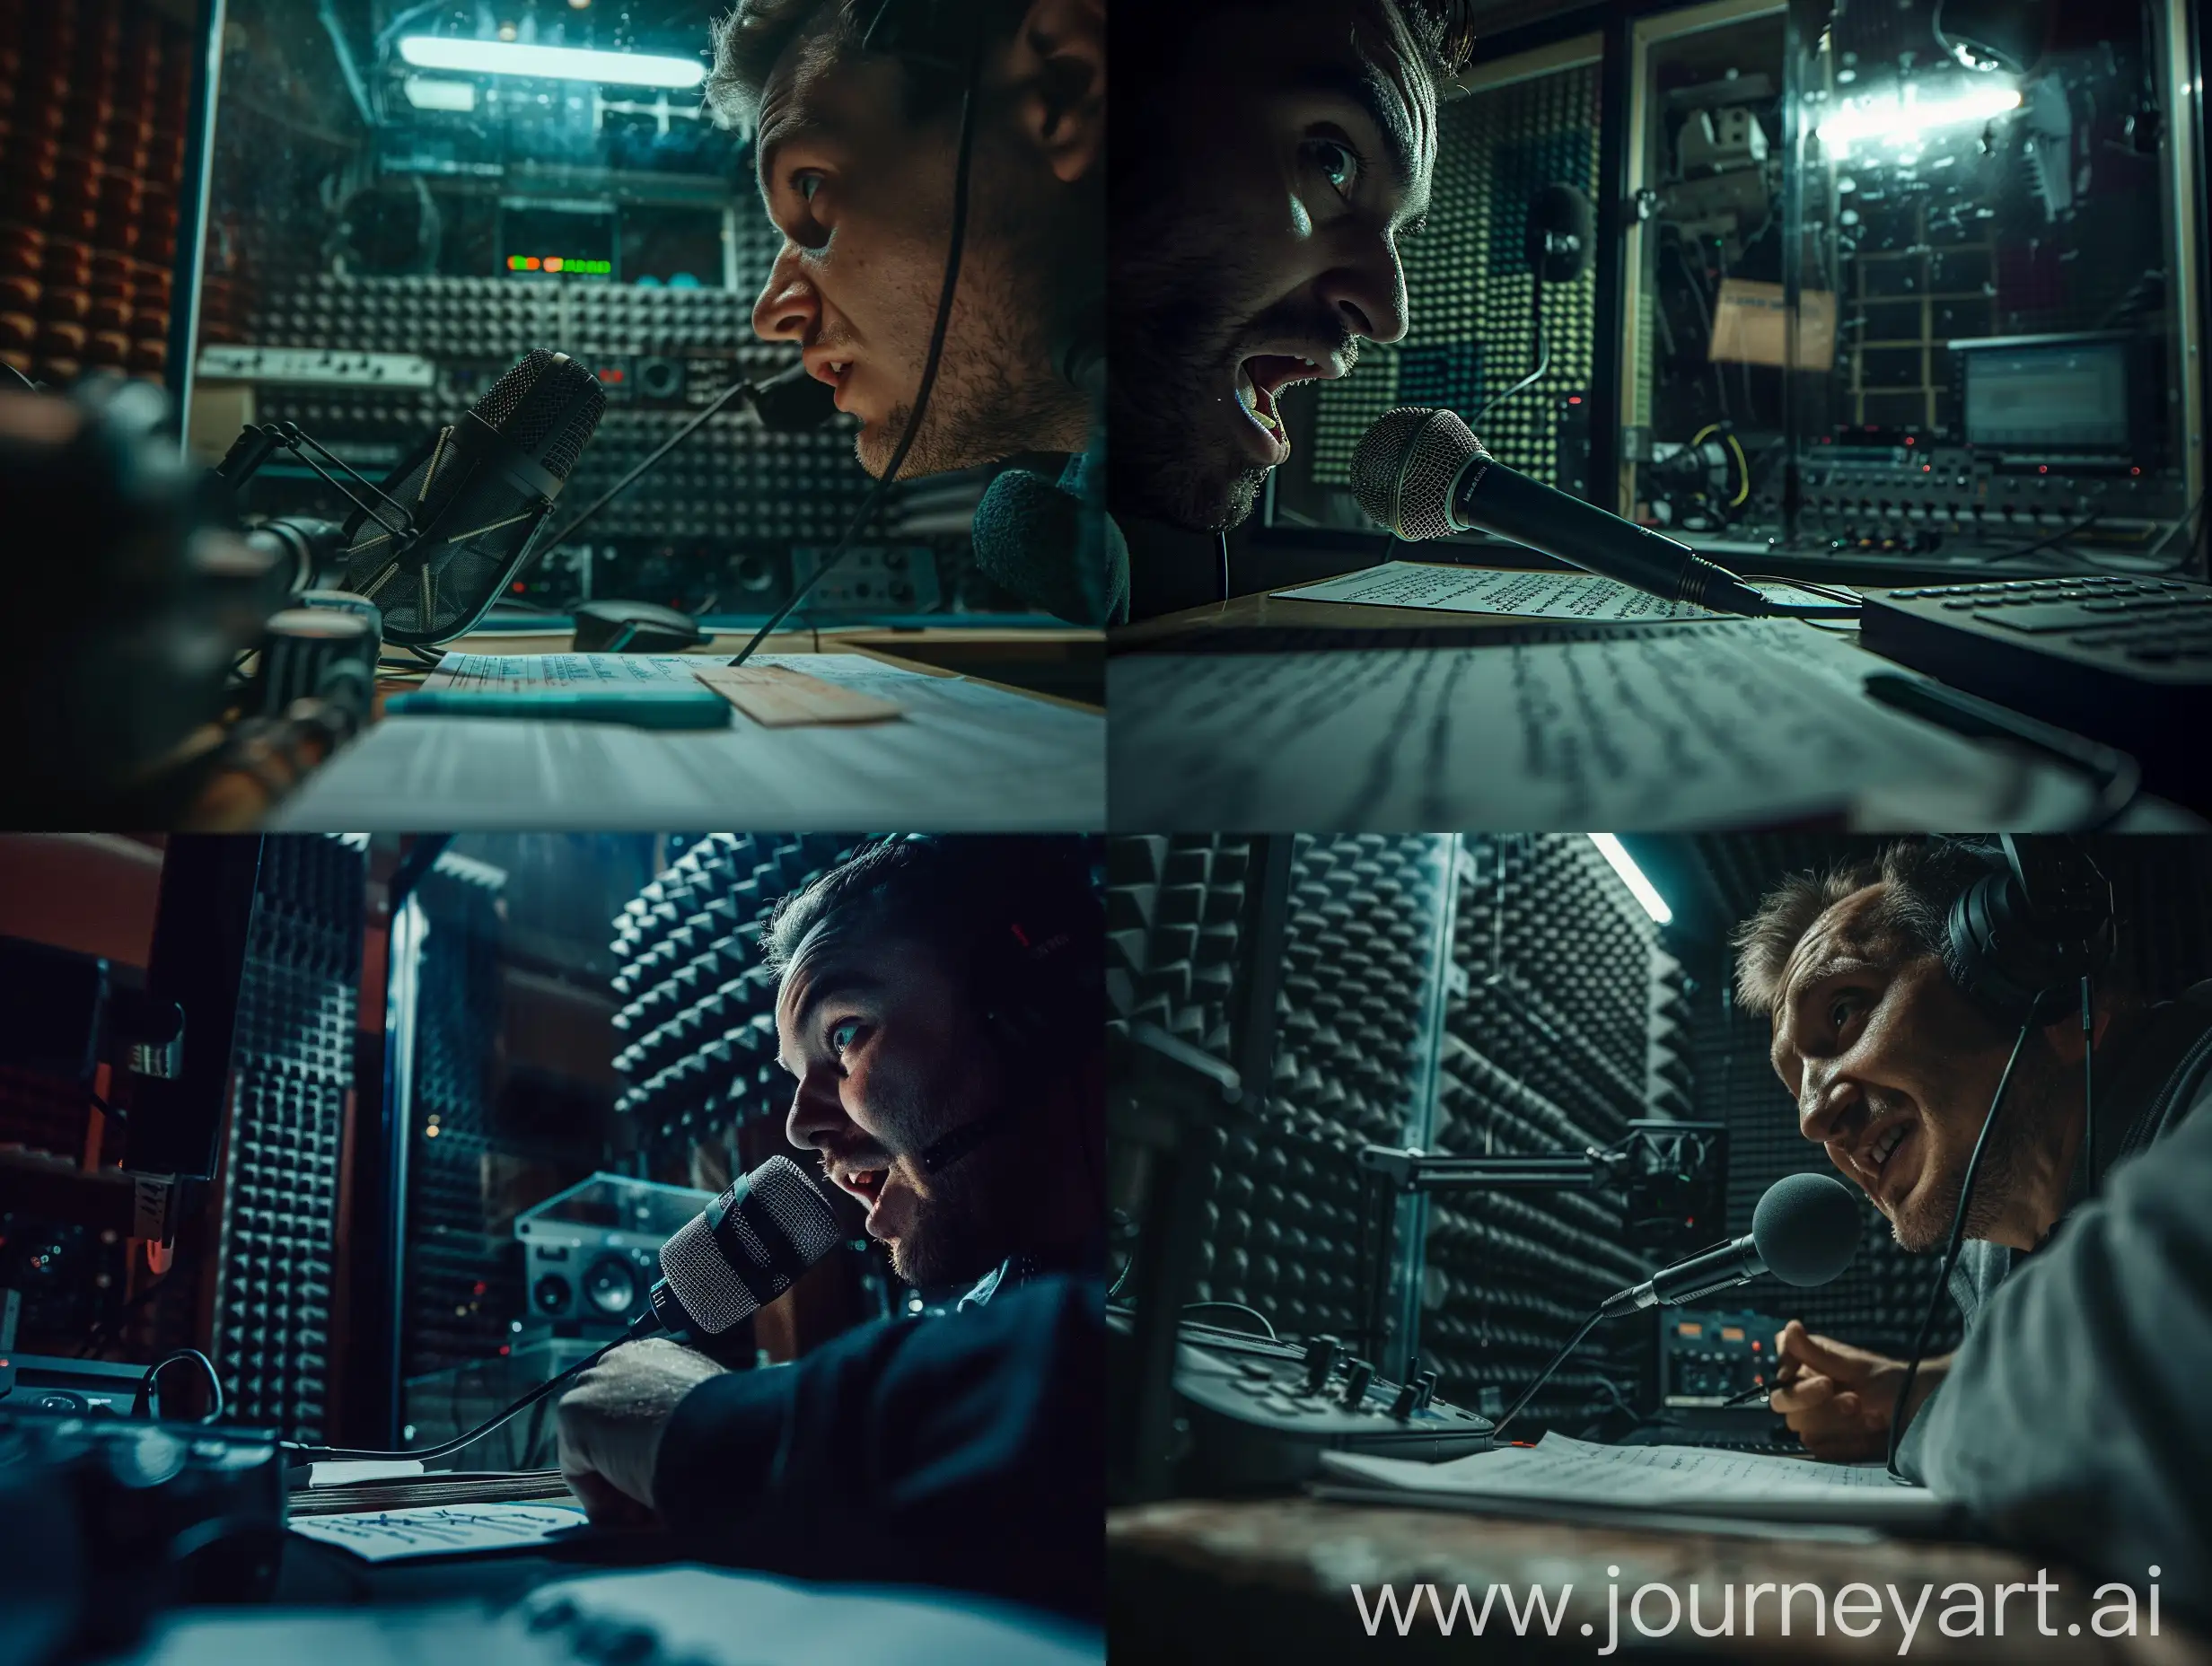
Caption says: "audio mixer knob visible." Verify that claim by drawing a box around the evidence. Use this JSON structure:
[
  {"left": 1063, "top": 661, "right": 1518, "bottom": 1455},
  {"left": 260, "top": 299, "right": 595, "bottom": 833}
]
[
  {"left": 1302, "top": 1335, "right": 1339, "bottom": 1395},
  {"left": 1339, "top": 1359, "right": 1374, "bottom": 1409}
]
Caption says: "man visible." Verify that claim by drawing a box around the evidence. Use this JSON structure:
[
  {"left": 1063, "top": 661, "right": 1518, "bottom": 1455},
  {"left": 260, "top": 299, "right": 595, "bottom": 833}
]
[
  {"left": 554, "top": 836, "right": 1105, "bottom": 1616},
  {"left": 1734, "top": 837, "right": 2212, "bottom": 1615},
  {"left": 1108, "top": 1, "right": 1470, "bottom": 550},
  {"left": 706, "top": 0, "right": 1116, "bottom": 621}
]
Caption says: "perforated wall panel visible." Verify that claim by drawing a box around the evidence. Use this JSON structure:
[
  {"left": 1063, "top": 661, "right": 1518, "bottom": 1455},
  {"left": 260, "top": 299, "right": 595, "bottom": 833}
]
[{"left": 208, "top": 834, "right": 363, "bottom": 1441}]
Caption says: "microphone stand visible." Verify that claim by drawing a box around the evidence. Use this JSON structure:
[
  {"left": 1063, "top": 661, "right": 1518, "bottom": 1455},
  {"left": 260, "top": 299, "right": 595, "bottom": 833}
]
[
  {"left": 212, "top": 420, "right": 419, "bottom": 555},
  {"left": 1354, "top": 1120, "right": 1727, "bottom": 1396}
]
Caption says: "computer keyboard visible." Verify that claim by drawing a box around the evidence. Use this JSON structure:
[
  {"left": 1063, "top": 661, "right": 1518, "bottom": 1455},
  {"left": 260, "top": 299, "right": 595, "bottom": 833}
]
[{"left": 1858, "top": 574, "right": 2211, "bottom": 803}]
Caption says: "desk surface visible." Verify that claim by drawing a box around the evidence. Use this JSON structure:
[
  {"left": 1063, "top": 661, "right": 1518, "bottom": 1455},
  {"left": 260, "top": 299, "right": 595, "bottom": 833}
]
[
  {"left": 1110, "top": 1496, "right": 2204, "bottom": 1662},
  {"left": 193, "top": 631, "right": 1105, "bottom": 830}
]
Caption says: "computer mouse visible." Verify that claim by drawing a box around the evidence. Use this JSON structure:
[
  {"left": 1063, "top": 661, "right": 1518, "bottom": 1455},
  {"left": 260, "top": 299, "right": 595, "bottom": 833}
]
[{"left": 572, "top": 601, "right": 711, "bottom": 653}]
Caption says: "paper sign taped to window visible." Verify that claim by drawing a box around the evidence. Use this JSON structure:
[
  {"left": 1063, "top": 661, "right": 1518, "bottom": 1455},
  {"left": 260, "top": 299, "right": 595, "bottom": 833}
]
[
  {"left": 692, "top": 663, "right": 904, "bottom": 726},
  {"left": 1710, "top": 278, "right": 1836, "bottom": 371}
]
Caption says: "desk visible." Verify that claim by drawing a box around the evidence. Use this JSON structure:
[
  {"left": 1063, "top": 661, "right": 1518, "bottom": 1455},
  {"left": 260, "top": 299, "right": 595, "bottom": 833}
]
[
  {"left": 1106, "top": 562, "right": 2190, "bottom": 831},
  {"left": 1109, "top": 1497, "right": 2206, "bottom": 1662},
  {"left": 191, "top": 627, "right": 1105, "bottom": 831}
]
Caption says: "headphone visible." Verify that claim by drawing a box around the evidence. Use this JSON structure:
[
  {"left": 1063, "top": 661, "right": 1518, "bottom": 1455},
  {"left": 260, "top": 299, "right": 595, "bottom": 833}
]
[
  {"left": 1944, "top": 836, "right": 2115, "bottom": 1026},
  {"left": 1887, "top": 835, "right": 2114, "bottom": 1477}
]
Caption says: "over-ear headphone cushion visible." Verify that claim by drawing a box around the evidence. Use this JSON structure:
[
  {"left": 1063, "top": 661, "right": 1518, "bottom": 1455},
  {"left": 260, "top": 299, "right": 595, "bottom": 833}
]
[{"left": 1945, "top": 842, "right": 2113, "bottom": 1025}]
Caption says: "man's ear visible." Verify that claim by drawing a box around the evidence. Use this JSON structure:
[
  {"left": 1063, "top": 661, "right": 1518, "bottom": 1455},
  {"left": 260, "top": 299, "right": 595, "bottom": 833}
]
[
  {"left": 1002, "top": 0, "right": 1104, "bottom": 184},
  {"left": 2041, "top": 1001, "right": 2118, "bottom": 1065}
]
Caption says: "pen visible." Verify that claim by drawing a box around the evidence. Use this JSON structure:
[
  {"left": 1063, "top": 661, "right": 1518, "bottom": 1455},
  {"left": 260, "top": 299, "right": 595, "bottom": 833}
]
[{"left": 385, "top": 687, "right": 733, "bottom": 729}]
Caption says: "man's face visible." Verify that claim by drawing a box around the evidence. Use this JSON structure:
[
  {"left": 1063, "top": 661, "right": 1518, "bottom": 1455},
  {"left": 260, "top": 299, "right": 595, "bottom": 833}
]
[
  {"left": 1767, "top": 884, "right": 2058, "bottom": 1252},
  {"left": 749, "top": 31, "right": 1074, "bottom": 478},
  {"left": 775, "top": 924, "right": 1012, "bottom": 1289},
  {"left": 1110, "top": 3, "right": 1436, "bottom": 530}
]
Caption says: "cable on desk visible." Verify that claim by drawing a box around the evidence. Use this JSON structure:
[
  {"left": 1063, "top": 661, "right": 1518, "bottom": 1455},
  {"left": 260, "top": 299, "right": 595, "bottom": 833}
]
[
  {"left": 1182, "top": 1302, "right": 1277, "bottom": 1340},
  {"left": 134, "top": 1348, "right": 225, "bottom": 1424}
]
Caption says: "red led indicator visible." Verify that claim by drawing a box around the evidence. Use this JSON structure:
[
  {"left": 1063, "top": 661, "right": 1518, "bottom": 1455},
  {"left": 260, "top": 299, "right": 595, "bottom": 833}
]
[
  {"left": 1905, "top": 436, "right": 1915, "bottom": 445},
  {"left": 599, "top": 367, "right": 626, "bottom": 383},
  {"left": 2131, "top": 466, "right": 2142, "bottom": 476},
  {"left": 1567, "top": 395, "right": 1583, "bottom": 404},
  {"left": 2039, "top": 464, "right": 2049, "bottom": 473}
]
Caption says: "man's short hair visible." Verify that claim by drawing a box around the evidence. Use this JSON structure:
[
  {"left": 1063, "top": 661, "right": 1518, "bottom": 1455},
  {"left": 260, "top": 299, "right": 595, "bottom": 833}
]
[
  {"left": 1113, "top": 0, "right": 1479, "bottom": 85},
  {"left": 759, "top": 835, "right": 1102, "bottom": 1047},
  {"left": 703, "top": 0, "right": 1028, "bottom": 134},
  {"left": 1730, "top": 837, "right": 2006, "bottom": 1017}
]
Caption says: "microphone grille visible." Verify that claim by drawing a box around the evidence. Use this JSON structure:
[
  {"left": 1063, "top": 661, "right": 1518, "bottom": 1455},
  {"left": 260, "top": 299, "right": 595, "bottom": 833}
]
[
  {"left": 470, "top": 348, "right": 607, "bottom": 481},
  {"left": 1349, "top": 405, "right": 1488, "bottom": 540},
  {"left": 1751, "top": 1171, "right": 1865, "bottom": 1287},
  {"left": 655, "top": 1154, "right": 843, "bottom": 1337}
]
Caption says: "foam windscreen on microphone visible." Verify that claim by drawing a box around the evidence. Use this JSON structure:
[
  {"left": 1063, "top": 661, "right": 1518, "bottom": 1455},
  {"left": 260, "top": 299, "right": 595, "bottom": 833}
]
[
  {"left": 651, "top": 1154, "right": 843, "bottom": 1339},
  {"left": 973, "top": 465, "right": 1120, "bottom": 625},
  {"left": 1751, "top": 1171, "right": 1865, "bottom": 1286},
  {"left": 1349, "top": 406, "right": 1491, "bottom": 540},
  {"left": 338, "top": 348, "right": 606, "bottom": 644}
]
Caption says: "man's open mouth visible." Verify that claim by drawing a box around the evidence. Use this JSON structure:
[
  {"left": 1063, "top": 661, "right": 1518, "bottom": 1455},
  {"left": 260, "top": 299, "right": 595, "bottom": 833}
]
[
  {"left": 834, "top": 1165, "right": 888, "bottom": 1210},
  {"left": 1232, "top": 351, "right": 1345, "bottom": 459},
  {"left": 1866, "top": 1119, "right": 1915, "bottom": 1201}
]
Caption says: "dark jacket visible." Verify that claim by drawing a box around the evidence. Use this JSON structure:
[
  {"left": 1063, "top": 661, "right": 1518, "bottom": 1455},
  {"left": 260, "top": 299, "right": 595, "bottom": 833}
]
[
  {"left": 1899, "top": 982, "right": 2212, "bottom": 1618},
  {"left": 651, "top": 1263, "right": 1104, "bottom": 1620}
]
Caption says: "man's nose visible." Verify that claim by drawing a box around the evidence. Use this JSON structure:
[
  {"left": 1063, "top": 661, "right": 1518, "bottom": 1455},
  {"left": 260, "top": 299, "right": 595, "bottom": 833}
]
[
  {"left": 1799, "top": 1069, "right": 1861, "bottom": 1144},
  {"left": 785, "top": 1064, "right": 848, "bottom": 1152},
  {"left": 752, "top": 244, "right": 818, "bottom": 345},
  {"left": 1315, "top": 238, "right": 1409, "bottom": 346}
]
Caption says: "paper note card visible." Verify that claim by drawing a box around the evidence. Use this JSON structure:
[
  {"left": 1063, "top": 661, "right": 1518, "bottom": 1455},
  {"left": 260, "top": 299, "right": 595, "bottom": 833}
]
[
  {"left": 288, "top": 1501, "right": 586, "bottom": 1562},
  {"left": 692, "top": 663, "right": 904, "bottom": 726}
]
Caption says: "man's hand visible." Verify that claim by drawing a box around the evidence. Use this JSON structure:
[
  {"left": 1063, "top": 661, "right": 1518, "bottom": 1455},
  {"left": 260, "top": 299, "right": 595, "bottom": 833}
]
[
  {"left": 1769, "top": 1320, "right": 1947, "bottom": 1461},
  {"left": 555, "top": 1337, "right": 725, "bottom": 1524}
]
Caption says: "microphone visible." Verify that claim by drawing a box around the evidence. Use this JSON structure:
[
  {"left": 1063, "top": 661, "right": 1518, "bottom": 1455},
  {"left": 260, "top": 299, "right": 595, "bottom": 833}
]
[
  {"left": 972, "top": 464, "right": 1124, "bottom": 625},
  {"left": 334, "top": 348, "right": 608, "bottom": 646},
  {"left": 643, "top": 1154, "right": 845, "bottom": 1343},
  {"left": 1524, "top": 182, "right": 1593, "bottom": 283},
  {"left": 1599, "top": 1171, "right": 1863, "bottom": 1318},
  {"left": 1350, "top": 405, "right": 1777, "bottom": 616}
]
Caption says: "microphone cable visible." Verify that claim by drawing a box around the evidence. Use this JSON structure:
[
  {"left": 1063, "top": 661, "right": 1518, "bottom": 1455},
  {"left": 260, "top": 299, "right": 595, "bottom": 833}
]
[
  {"left": 1883, "top": 1016, "right": 2036, "bottom": 1479},
  {"left": 1489, "top": 1303, "right": 1605, "bottom": 1440},
  {"left": 281, "top": 1309, "right": 661, "bottom": 1465},
  {"left": 1469, "top": 273, "right": 1549, "bottom": 431},
  {"left": 728, "top": 13, "right": 985, "bottom": 670}
]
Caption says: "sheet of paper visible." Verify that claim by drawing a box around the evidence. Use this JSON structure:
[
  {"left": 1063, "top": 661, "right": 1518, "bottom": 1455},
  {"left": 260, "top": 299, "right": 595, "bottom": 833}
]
[
  {"left": 1270, "top": 561, "right": 1848, "bottom": 623},
  {"left": 421, "top": 653, "right": 707, "bottom": 690},
  {"left": 1321, "top": 1434, "right": 1948, "bottom": 1527},
  {"left": 280, "top": 653, "right": 1103, "bottom": 830},
  {"left": 1108, "top": 618, "right": 2096, "bottom": 829},
  {"left": 303, "top": 1460, "right": 424, "bottom": 1487},
  {"left": 287, "top": 1501, "right": 585, "bottom": 1562},
  {"left": 1273, "top": 562, "right": 1721, "bottom": 621}
]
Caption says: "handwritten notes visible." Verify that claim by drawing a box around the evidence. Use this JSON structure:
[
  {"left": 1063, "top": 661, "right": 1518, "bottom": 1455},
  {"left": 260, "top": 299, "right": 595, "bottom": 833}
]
[{"left": 287, "top": 1501, "right": 586, "bottom": 1562}]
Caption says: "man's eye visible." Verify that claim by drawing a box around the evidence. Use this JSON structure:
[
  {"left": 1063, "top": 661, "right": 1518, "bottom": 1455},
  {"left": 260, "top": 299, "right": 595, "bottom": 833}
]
[
  {"left": 829, "top": 1018, "right": 862, "bottom": 1054},
  {"left": 1830, "top": 995, "right": 1863, "bottom": 1030},
  {"left": 792, "top": 170, "right": 824, "bottom": 205},
  {"left": 1304, "top": 138, "right": 1360, "bottom": 197}
]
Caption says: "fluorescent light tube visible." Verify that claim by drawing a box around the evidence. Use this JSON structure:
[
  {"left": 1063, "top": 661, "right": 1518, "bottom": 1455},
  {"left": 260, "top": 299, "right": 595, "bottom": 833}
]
[
  {"left": 1589, "top": 835, "right": 1672, "bottom": 925},
  {"left": 398, "top": 36, "right": 707, "bottom": 89},
  {"left": 1816, "top": 82, "right": 2020, "bottom": 148}
]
